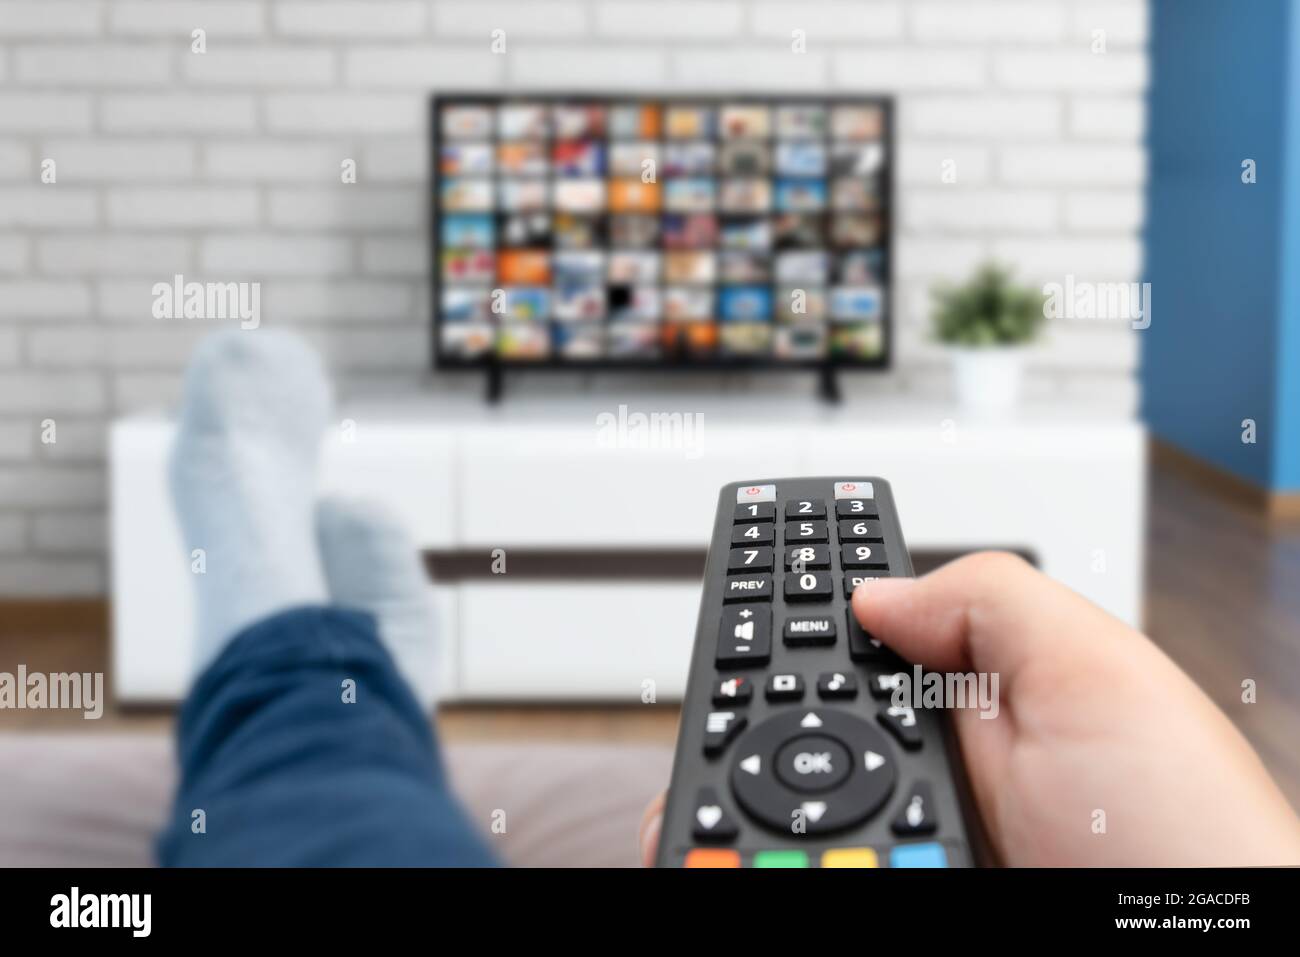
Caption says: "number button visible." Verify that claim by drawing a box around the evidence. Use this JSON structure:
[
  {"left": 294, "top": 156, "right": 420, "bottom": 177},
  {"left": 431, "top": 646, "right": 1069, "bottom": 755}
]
[
  {"left": 841, "top": 543, "right": 889, "bottom": 569},
  {"left": 784, "top": 544, "right": 831, "bottom": 570},
  {"left": 837, "top": 518, "right": 883, "bottom": 542},
  {"left": 835, "top": 499, "right": 879, "bottom": 520},
  {"left": 784, "top": 571, "right": 833, "bottom": 601},
  {"left": 784, "top": 520, "right": 828, "bottom": 543},
  {"left": 730, "top": 523, "right": 774, "bottom": 546},
  {"left": 733, "top": 501, "right": 776, "bottom": 524},
  {"left": 784, "top": 498, "right": 827, "bottom": 519},
  {"left": 728, "top": 546, "right": 774, "bottom": 573}
]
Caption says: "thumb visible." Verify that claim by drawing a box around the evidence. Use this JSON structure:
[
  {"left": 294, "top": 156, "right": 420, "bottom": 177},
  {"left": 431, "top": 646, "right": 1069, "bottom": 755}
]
[{"left": 850, "top": 551, "right": 1110, "bottom": 682}]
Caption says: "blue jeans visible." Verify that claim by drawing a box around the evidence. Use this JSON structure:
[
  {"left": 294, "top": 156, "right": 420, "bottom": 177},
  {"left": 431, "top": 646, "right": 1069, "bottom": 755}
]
[{"left": 157, "top": 607, "right": 498, "bottom": 867}]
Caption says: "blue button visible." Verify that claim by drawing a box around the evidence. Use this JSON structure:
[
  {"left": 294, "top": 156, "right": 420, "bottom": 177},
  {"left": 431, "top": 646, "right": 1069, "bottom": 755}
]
[{"left": 890, "top": 843, "right": 947, "bottom": 868}]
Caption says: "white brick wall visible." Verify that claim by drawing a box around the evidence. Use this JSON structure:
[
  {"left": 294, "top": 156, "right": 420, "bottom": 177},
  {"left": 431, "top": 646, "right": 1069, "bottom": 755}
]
[{"left": 0, "top": 0, "right": 1149, "bottom": 594}]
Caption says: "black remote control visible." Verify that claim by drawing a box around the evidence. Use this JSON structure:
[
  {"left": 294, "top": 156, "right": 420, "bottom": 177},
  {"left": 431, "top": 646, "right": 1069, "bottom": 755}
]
[{"left": 657, "top": 478, "right": 979, "bottom": 868}]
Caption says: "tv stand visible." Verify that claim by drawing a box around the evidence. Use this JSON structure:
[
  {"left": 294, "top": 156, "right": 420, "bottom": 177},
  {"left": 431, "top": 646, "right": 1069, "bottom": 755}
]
[
  {"left": 817, "top": 366, "right": 842, "bottom": 404},
  {"left": 111, "top": 398, "right": 1145, "bottom": 702}
]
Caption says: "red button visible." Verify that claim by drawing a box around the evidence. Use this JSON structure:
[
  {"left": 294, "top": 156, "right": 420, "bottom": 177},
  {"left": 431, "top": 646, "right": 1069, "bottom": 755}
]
[{"left": 685, "top": 848, "right": 741, "bottom": 868}]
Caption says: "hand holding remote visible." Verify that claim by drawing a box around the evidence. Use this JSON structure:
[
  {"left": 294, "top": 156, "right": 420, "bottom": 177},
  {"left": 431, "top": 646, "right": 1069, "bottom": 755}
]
[{"left": 644, "top": 552, "right": 1300, "bottom": 866}]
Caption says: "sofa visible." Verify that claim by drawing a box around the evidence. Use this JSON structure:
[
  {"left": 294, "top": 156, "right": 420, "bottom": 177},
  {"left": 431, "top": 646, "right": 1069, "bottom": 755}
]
[{"left": 0, "top": 734, "right": 673, "bottom": 868}]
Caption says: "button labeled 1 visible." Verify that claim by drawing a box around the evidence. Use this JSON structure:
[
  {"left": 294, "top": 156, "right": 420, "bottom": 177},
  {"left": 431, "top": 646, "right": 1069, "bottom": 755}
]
[{"left": 734, "top": 501, "right": 776, "bottom": 523}]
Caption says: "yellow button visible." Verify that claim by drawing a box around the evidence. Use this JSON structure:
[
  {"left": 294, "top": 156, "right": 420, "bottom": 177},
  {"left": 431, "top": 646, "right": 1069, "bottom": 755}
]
[{"left": 821, "top": 848, "right": 879, "bottom": 868}]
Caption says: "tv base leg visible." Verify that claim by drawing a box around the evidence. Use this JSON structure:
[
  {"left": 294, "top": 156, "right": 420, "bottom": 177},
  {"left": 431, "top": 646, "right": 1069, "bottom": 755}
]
[
  {"left": 484, "top": 366, "right": 503, "bottom": 404},
  {"left": 817, "top": 366, "right": 842, "bottom": 405}
]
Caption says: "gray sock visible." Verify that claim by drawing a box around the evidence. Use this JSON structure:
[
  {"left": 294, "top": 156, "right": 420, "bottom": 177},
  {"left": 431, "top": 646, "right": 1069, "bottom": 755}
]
[
  {"left": 316, "top": 497, "right": 440, "bottom": 710},
  {"left": 170, "top": 330, "right": 331, "bottom": 674}
]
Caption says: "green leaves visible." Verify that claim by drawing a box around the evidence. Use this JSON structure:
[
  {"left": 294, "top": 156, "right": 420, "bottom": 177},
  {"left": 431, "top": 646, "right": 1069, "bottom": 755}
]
[{"left": 931, "top": 263, "right": 1046, "bottom": 347}]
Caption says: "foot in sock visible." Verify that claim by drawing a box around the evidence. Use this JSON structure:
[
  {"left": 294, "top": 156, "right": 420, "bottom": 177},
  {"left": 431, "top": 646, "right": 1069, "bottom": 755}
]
[
  {"left": 170, "top": 329, "right": 332, "bottom": 674},
  {"left": 317, "top": 497, "right": 440, "bottom": 710}
]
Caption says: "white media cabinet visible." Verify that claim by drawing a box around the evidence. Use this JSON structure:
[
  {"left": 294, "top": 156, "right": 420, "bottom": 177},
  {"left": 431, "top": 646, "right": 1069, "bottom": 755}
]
[{"left": 110, "top": 396, "right": 1145, "bottom": 703}]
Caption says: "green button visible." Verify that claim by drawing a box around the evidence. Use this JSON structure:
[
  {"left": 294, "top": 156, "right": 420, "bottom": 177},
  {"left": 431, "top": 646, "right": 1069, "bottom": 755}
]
[{"left": 752, "top": 850, "right": 809, "bottom": 868}]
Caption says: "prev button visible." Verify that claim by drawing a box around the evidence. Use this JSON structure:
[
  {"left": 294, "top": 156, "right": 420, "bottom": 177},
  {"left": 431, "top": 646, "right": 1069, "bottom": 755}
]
[{"left": 724, "top": 574, "right": 772, "bottom": 602}]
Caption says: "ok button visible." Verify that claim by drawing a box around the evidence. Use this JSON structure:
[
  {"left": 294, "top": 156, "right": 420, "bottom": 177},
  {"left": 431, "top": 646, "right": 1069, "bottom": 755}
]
[{"left": 774, "top": 734, "right": 852, "bottom": 794}]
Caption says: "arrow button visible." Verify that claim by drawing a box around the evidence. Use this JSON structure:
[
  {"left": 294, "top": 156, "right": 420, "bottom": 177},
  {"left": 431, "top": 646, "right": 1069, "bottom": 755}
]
[{"left": 801, "top": 800, "right": 827, "bottom": 823}]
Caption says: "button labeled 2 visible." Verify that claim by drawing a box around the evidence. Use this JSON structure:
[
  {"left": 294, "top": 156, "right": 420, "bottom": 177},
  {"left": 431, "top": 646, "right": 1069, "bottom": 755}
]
[{"left": 784, "top": 498, "right": 826, "bottom": 519}]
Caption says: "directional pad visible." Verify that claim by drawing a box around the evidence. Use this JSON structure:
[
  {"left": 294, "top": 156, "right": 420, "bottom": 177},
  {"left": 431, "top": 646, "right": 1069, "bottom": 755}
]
[{"left": 729, "top": 709, "right": 897, "bottom": 835}]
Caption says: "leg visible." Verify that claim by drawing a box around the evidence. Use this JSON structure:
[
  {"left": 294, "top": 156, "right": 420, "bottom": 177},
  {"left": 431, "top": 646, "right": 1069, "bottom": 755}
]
[
  {"left": 158, "top": 606, "right": 494, "bottom": 867},
  {"left": 159, "top": 330, "right": 495, "bottom": 866}
]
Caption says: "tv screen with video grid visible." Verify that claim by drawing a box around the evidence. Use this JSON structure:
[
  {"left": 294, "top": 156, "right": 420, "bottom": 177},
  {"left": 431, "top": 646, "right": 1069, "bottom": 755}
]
[{"left": 432, "top": 95, "right": 892, "bottom": 368}]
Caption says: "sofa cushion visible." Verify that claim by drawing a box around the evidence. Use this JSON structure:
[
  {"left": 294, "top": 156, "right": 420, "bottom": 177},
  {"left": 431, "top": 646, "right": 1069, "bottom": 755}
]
[{"left": 0, "top": 734, "right": 672, "bottom": 868}]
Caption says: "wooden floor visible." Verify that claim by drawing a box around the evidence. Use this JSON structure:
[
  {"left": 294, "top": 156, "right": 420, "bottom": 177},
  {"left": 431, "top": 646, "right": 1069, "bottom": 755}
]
[{"left": 2, "top": 452, "right": 1298, "bottom": 807}]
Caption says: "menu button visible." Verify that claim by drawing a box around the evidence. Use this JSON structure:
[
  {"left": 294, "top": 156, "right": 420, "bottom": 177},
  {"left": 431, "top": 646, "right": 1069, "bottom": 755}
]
[{"left": 783, "top": 615, "right": 837, "bottom": 647}]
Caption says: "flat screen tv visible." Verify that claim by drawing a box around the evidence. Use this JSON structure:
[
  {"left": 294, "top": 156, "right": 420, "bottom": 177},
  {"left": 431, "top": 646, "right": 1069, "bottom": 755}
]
[{"left": 431, "top": 94, "right": 892, "bottom": 384}]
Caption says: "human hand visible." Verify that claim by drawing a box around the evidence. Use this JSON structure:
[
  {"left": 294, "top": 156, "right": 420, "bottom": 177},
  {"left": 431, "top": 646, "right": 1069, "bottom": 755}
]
[{"left": 640, "top": 553, "right": 1300, "bottom": 866}]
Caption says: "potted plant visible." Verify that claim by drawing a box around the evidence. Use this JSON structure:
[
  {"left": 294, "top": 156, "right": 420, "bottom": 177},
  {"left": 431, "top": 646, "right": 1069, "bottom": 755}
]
[{"left": 931, "top": 263, "right": 1046, "bottom": 411}]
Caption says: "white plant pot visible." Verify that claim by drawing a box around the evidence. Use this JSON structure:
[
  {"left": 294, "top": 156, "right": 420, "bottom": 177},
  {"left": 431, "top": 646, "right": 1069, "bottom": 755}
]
[{"left": 949, "top": 346, "right": 1026, "bottom": 411}]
